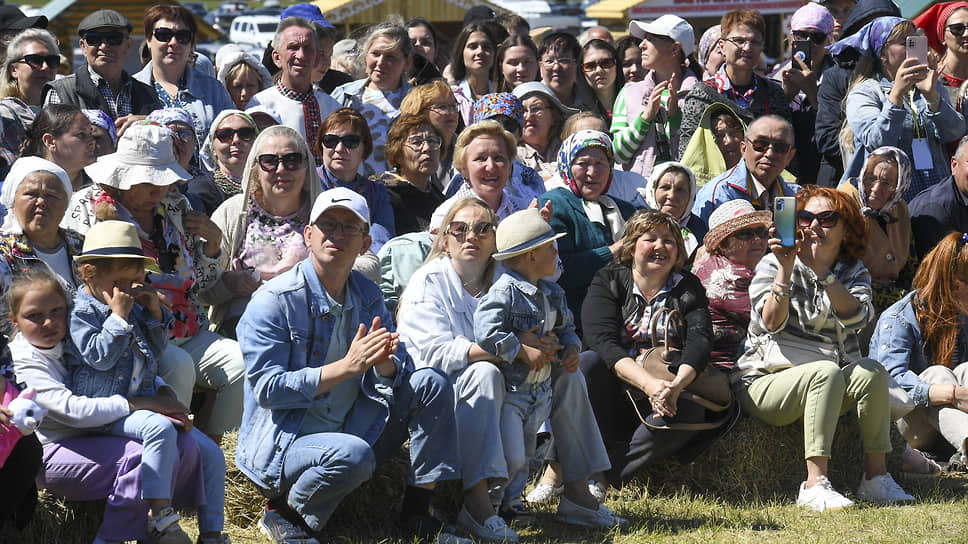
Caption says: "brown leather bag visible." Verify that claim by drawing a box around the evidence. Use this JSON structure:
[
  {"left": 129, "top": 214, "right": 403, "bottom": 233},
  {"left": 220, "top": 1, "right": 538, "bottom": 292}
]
[{"left": 624, "top": 307, "right": 733, "bottom": 431}]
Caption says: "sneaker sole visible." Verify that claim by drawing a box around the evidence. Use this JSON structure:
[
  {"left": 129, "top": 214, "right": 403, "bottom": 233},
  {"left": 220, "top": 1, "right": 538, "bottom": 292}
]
[{"left": 258, "top": 520, "right": 318, "bottom": 544}]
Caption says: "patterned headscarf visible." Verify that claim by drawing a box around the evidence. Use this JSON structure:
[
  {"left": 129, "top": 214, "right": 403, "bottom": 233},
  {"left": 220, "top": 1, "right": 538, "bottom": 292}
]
[
  {"left": 473, "top": 93, "right": 524, "bottom": 127},
  {"left": 200, "top": 109, "right": 259, "bottom": 172},
  {"left": 83, "top": 109, "right": 117, "bottom": 146},
  {"left": 146, "top": 107, "right": 194, "bottom": 128},
  {"left": 828, "top": 17, "right": 907, "bottom": 63},
  {"left": 698, "top": 25, "right": 721, "bottom": 68},
  {"left": 791, "top": 3, "right": 835, "bottom": 35},
  {"left": 557, "top": 130, "right": 614, "bottom": 198},
  {"left": 858, "top": 146, "right": 912, "bottom": 223}
]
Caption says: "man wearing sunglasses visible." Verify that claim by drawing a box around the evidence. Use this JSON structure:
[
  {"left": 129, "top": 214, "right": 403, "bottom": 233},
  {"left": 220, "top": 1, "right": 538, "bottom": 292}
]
[
  {"left": 44, "top": 10, "right": 162, "bottom": 132},
  {"left": 247, "top": 17, "right": 339, "bottom": 166},
  {"left": 236, "top": 187, "right": 463, "bottom": 544},
  {"left": 693, "top": 115, "right": 800, "bottom": 227}
]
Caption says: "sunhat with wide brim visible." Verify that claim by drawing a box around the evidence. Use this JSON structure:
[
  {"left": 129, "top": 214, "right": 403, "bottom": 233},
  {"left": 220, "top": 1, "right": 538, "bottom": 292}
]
[
  {"left": 84, "top": 123, "right": 192, "bottom": 191},
  {"left": 702, "top": 199, "right": 773, "bottom": 253},
  {"left": 493, "top": 208, "right": 566, "bottom": 261},
  {"left": 75, "top": 220, "right": 155, "bottom": 268}
]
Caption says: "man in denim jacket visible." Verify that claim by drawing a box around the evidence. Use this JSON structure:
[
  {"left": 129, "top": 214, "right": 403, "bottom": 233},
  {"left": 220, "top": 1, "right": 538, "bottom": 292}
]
[{"left": 235, "top": 187, "right": 461, "bottom": 544}]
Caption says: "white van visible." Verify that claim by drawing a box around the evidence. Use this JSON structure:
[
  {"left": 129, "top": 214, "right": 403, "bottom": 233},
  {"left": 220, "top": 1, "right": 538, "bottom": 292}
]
[{"left": 229, "top": 15, "right": 279, "bottom": 48}]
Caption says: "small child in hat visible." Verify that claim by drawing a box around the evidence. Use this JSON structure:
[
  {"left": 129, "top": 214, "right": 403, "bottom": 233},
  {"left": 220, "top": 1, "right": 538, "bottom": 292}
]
[
  {"left": 472, "top": 208, "right": 580, "bottom": 524},
  {"left": 68, "top": 220, "right": 199, "bottom": 544}
]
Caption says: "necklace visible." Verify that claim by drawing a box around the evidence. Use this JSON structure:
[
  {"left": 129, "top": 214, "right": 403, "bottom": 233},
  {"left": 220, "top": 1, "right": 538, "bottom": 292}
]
[{"left": 462, "top": 279, "right": 484, "bottom": 297}]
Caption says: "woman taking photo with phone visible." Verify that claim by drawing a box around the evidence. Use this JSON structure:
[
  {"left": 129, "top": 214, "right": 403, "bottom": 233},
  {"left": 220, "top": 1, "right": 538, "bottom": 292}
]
[
  {"left": 735, "top": 186, "right": 913, "bottom": 512},
  {"left": 834, "top": 16, "right": 966, "bottom": 201}
]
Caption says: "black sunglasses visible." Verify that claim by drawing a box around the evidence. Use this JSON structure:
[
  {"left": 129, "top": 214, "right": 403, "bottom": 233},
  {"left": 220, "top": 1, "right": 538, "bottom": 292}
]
[
  {"left": 18, "top": 53, "right": 60, "bottom": 69},
  {"left": 792, "top": 30, "right": 827, "bottom": 45},
  {"left": 948, "top": 23, "right": 968, "bottom": 37},
  {"left": 83, "top": 31, "right": 125, "bottom": 47},
  {"left": 797, "top": 210, "right": 841, "bottom": 228},
  {"left": 746, "top": 138, "right": 792, "bottom": 154},
  {"left": 214, "top": 127, "right": 257, "bottom": 143},
  {"left": 447, "top": 221, "right": 495, "bottom": 239},
  {"left": 152, "top": 27, "right": 194, "bottom": 45},
  {"left": 257, "top": 153, "right": 304, "bottom": 172},
  {"left": 320, "top": 134, "right": 362, "bottom": 150},
  {"left": 732, "top": 226, "right": 769, "bottom": 241}
]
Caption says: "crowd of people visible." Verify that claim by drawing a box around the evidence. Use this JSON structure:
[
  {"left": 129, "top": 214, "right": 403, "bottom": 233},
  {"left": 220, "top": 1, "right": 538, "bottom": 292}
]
[{"left": 1, "top": 0, "right": 968, "bottom": 542}]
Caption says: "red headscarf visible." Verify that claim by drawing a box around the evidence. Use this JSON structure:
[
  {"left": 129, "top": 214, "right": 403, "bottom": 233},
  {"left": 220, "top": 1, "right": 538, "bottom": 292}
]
[{"left": 913, "top": 1, "right": 968, "bottom": 53}]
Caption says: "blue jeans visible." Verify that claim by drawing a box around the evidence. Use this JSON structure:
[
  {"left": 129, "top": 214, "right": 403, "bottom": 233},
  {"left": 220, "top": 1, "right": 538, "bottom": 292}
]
[
  {"left": 107, "top": 410, "right": 178, "bottom": 500},
  {"left": 453, "top": 362, "right": 508, "bottom": 490},
  {"left": 192, "top": 429, "right": 226, "bottom": 534},
  {"left": 499, "top": 380, "right": 552, "bottom": 507},
  {"left": 279, "top": 367, "right": 459, "bottom": 531}
]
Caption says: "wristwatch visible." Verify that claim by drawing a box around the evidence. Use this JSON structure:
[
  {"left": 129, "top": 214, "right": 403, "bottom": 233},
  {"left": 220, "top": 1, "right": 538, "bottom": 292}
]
[{"left": 818, "top": 272, "right": 836, "bottom": 288}]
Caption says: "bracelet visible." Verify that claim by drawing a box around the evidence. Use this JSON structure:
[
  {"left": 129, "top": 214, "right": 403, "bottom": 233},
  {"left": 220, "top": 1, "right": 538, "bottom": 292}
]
[
  {"left": 772, "top": 288, "right": 790, "bottom": 299},
  {"left": 774, "top": 280, "right": 792, "bottom": 289},
  {"left": 951, "top": 384, "right": 957, "bottom": 405}
]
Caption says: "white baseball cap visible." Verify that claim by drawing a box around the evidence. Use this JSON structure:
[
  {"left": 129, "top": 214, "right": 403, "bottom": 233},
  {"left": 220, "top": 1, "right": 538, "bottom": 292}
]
[
  {"left": 310, "top": 187, "right": 370, "bottom": 226},
  {"left": 629, "top": 15, "right": 696, "bottom": 56}
]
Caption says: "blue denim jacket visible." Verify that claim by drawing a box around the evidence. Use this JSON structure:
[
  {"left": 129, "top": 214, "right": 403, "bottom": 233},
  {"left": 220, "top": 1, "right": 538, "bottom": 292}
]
[
  {"left": 692, "top": 160, "right": 802, "bottom": 227},
  {"left": 474, "top": 269, "right": 580, "bottom": 387},
  {"left": 235, "top": 257, "right": 411, "bottom": 495},
  {"left": 870, "top": 290, "right": 936, "bottom": 407},
  {"left": 69, "top": 289, "right": 173, "bottom": 398},
  {"left": 134, "top": 63, "right": 235, "bottom": 142}
]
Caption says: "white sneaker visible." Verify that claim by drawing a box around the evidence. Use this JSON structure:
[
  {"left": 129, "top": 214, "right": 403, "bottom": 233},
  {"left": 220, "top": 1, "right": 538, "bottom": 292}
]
[
  {"left": 524, "top": 483, "right": 563, "bottom": 504},
  {"left": 456, "top": 505, "right": 519, "bottom": 542},
  {"left": 796, "top": 476, "right": 855, "bottom": 512},
  {"left": 857, "top": 473, "right": 915, "bottom": 504},
  {"left": 555, "top": 496, "right": 628, "bottom": 529}
]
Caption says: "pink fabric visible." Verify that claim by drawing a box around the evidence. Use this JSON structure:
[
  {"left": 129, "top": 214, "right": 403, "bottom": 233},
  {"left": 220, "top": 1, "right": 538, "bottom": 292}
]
[
  {"left": 691, "top": 251, "right": 755, "bottom": 370},
  {"left": 0, "top": 385, "right": 24, "bottom": 467}
]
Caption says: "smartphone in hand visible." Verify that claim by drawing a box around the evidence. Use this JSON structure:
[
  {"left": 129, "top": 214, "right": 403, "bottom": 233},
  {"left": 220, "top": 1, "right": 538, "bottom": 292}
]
[
  {"left": 774, "top": 197, "right": 797, "bottom": 247},
  {"left": 906, "top": 35, "right": 928, "bottom": 65},
  {"left": 792, "top": 39, "right": 812, "bottom": 68}
]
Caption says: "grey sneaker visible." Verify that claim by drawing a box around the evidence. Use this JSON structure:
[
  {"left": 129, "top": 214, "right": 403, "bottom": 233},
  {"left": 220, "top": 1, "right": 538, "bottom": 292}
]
[
  {"left": 258, "top": 507, "right": 320, "bottom": 544},
  {"left": 555, "top": 496, "right": 627, "bottom": 529},
  {"left": 146, "top": 507, "right": 192, "bottom": 544},
  {"left": 456, "top": 505, "right": 519, "bottom": 542}
]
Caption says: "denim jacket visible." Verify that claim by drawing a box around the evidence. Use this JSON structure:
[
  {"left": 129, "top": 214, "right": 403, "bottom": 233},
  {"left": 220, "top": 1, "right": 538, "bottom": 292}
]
[
  {"left": 474, "top": 269, "right": 580, "bottom": 387},
  {"left": 134, "top": 62, "right": 235, "bottom": 143},
  {"left": 69, "top": 289, "right": 173, "bottom": 398},
  {"left": 869, "top": 290, "right": 934, "bottom": 407},
  {"left": 692, "top": 160, "right": 802, "bottom": 227},
  {"left": 235, "top": 257, "right": 411, "bottom": 495}
]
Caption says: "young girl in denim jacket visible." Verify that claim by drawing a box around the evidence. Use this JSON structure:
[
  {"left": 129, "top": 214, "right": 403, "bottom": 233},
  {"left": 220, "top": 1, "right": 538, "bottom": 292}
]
[{"left": 69, "top": 220, "right": 200, "bottom": 544}]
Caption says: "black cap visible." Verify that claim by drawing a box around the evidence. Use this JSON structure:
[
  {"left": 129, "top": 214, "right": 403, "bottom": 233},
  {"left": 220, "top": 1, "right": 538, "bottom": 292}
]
[
  {"left": 77, "top": 9, "right": 133, "bottom": 36},
  {"left": 463, "top": 5, "right": 496, "bottom": 27},
  {"left": 0, "top": 5, "right": 48, "bottom": 32}
]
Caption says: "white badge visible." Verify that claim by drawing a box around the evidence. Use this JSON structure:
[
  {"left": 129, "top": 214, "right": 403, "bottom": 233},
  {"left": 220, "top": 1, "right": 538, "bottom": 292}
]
[{"left": 911, "top": 138, "right": 933, "bottom": 170}]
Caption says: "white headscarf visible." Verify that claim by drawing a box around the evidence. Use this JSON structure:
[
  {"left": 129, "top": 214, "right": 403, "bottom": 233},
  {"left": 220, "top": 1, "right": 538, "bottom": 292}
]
[{"left": 1, "top": 157, "right": 72, "bottom": 235}]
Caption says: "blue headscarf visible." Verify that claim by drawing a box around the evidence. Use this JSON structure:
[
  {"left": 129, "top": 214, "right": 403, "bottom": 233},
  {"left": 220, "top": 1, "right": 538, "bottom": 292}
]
[
  {"left": 556, "top": 130, "right": 614, "bottom": 198},
  {"left": 827, "top": 16, "right": 907, "bottom": 63}
]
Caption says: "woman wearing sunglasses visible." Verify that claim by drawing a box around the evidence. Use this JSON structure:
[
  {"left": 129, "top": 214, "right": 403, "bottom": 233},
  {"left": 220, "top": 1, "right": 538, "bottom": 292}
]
[
  {"left": 834, "top": 17, "right": 964, "bottom": 201},
  {"left": 190, "top": 110, "right": 259, "bottom": 215},
  {"left": 837, "top": 146, "right": 914, "bottom": 316},
  {"left": 913, "top": 2, "right": 968, "bottom": 89},
  {"left": 577, "top": 39, "right": 623, "bottom": 121},
  {"left": 0, "top": 28, "right": 60, "bottom": 169},
  {"left": 134, "top": 4, "right": 234, "bottom": 170},
  {"left": 210, "top": 125, "right": 321, "bottom": 337},
  {"left": 611, "top": 16, "right": 701, "bottom": 179},
  {"left": 316, "top": 108, "right": 395, "bottom": 253},
  {"left": 735, "top": 185, "right": 913, "bottom": 511}
]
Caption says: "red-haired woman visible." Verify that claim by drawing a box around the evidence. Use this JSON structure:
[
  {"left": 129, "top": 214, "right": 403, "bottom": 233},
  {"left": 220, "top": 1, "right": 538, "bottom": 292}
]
[
  {"left": 871, "top": 232, "right": 968, "bottom": 469},
  {"left": 735, "top": 186, "right": 912, "bottom": 511}
]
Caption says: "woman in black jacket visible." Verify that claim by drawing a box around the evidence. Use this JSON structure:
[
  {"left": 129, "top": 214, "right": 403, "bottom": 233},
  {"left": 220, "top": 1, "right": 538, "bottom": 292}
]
[{"left": 580, "top": 209, "right": 714, "bottom": 488}]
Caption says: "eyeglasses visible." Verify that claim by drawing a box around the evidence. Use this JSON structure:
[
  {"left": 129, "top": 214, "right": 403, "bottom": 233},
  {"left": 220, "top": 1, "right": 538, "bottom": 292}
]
[
  {"left": 315, "top": 217, "right": 367, "bottom": 237},
  {"left": 320, "top": 134, "right": 362, "bottom": 150},
  {"left": 406, "top": 136, "right": 442, "bottom": 150},
  {"left": 746, "top": 138, "right": 792, "bottom": 154},
  {"left": 732, "top": 226, "right": 769, "bottom": 241},
  {"left": 428, "top": 103, "right": 459, "bottom": 115},
  {"left": 792, "top": 30, "right": 827, "bottom": 45},
  {"left": 948, "top": 23, "right": 968, "bottom": 37},
  {"left": 17, "top": 53, "right": 60, "bottom": 69},
  {"left": 447, "top": 220, "right": 495, "bottom": 240},
  {"left": 83, "top": 31, "right": 125, "bottom": 47},
  {"left": 723, "top": 36, "right": 764, "bottom": 50},
  {"left": 541, "top": 57, "right": 576, "bottom": 68},
  {"left": 170, "top": 127, "right": 194, "bottom": 144},
  {"left": 214, "top": 127, "right": 257, "bottom": 143},
  {"left": 152, "top": 27, "right": 194, "bottom": 45},
  {"left": 797, "top": 210, "right": 841, "bottom": 228},
  {"left": 257, "top": 152, "right": 304, "bottom": 172},
  {"left": 581, "top": 58, "right": 616, "bottom": 73}
]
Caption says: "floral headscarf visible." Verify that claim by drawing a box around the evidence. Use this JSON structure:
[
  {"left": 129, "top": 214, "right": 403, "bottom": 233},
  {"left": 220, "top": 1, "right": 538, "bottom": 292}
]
[
  {"left": 858, "top": 146, "right": 911, "bottom": 222},
  {"left": 200, "top": 109, "right": 259, "bottom": 172},
  {"left": 828, "top": 16, "right": 907, "bottom": 63},
  {"left": 472, "top": 93, "right": 524, "bottom": 126},
  {"left": 1, "top": 157, "right": 72, "bottom": 234},
  {"left": 698, "top": 25, "right": 722, "bottom": 68},
  {"left": 82, "top": 109, "right": 117, "bottom": 146},
  {"left": 146, "top": 107, "right": 194, "bottom": 129},
  {"left": 557, "top": 130, "right": 614, "bottom": 198}
]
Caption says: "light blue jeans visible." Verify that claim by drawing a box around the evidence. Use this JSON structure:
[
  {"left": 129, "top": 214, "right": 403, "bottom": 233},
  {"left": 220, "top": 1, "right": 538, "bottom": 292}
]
[
  {"left": 453, "top": 362, "right": 508, "bottom": 490},
  {"left": 192, "top": 428, "right": 226, "bottom": 534},
  {"left": 278, "top": 367, "right": 460, "bottom": 531},
  {"left": 106, "top": 410, "right": 178, "bottom": 500},
  {"left": 499, "top": 380, "right": 552, "bottom": 507}
]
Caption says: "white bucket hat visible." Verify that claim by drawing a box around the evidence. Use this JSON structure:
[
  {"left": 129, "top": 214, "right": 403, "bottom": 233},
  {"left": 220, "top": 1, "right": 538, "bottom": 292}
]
[
  {"left": 84, "top": 123, "right": 192, "bottom": 191},
  {"left": 493, "top": 208, "right": 566, "bottom": 261}
]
